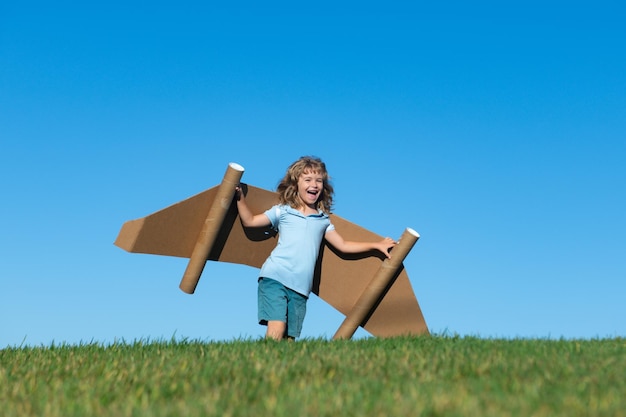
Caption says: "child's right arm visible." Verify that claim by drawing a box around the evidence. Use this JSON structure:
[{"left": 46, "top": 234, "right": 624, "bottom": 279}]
[{"left": 235, "top": 186, "right": 272, "bottom": 228}]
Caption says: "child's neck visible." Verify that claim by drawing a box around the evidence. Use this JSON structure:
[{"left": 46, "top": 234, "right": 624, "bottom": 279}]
[{"left": 297, "top": 203, "right": 318, "bottom": 215}]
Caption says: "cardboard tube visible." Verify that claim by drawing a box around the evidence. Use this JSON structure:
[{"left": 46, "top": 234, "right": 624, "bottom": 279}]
[
  {"left": 333, "top": 228, "right": 420, "bottom": 340},
  {"left": 179, "top": 162, "right": 245, "bottom": 294}
]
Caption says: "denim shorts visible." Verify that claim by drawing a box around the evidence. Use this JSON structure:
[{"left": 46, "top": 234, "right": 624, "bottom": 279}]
[{"left": 258, "top": 277, "right": 308, "bottom": 338}]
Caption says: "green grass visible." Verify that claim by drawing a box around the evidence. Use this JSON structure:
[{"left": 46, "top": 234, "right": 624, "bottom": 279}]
[{"left": 1, "top": 336, "right": 624, "bottom": 416}]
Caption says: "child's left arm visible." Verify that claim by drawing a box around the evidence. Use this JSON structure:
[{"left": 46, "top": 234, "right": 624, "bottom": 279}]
[{"left": 325, "top": 230, "right": 396, "bottom": 259}]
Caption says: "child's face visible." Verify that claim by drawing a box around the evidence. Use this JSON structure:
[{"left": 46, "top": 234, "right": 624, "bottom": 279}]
[{"left": 297, "top": 169, "right": 324, "bottom": 207}]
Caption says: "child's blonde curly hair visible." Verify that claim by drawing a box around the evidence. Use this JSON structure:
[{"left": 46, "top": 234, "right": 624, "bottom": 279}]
[{"left": 277, "top": 156, "right": 334, "bottom": 214}]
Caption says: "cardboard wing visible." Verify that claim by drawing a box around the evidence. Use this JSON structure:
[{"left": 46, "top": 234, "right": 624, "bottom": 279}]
[{"left": 115, "top": 166, "right": 428, "bottom": 338}]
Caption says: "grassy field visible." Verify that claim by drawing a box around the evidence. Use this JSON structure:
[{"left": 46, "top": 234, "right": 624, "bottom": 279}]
[{"left": 1, "top": 335, "right": 624, "bottom": 416}]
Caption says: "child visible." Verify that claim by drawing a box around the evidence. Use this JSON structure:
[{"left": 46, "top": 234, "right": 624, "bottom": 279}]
[{"left": 235, "top": 156, "right": 396, "bottom": 340}]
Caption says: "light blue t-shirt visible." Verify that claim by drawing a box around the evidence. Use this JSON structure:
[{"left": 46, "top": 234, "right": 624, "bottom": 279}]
[{"left": 259, "top": 204, "right": 335, "bottom": 297}]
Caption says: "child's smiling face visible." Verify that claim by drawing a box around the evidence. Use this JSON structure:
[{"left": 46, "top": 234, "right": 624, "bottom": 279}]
[{"left": 297, "top": 169, "right": 324, "bottom": 208}]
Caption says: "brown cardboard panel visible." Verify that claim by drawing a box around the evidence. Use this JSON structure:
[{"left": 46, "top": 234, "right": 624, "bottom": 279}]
[{"left": 115, "top": 176, "right": 428, "bottom": 338}]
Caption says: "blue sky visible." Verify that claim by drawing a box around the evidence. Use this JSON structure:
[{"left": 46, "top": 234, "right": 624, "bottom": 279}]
[{"left": 1, "top": 1, "right": 625, "bottom": 346}]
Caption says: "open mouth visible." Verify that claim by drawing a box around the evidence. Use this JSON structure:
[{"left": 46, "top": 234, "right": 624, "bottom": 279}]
[{"left": 306, "top": 190, "right": 319, "bottom": 199}]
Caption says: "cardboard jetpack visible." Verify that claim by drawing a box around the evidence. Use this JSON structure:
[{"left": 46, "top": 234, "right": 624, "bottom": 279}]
[{"left": 114, "top": 163, "right": 429, "bottom": 339}]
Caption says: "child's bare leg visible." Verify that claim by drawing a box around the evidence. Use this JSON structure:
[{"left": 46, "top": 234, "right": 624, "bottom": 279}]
[{"left": 266, "top": 320, "right": 286, "bottom": 340}]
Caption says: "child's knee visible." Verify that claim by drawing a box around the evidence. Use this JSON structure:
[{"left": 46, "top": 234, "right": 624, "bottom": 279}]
[{"left": 266, "top": 320, "right": 286, "bottom": 340}]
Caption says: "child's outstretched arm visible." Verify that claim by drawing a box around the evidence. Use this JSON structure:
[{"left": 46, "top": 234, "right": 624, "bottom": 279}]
[
  {"left": 324, "top": 230, "right": 396, "bottom": 259},
  {"left": 235, "top": 185, "right": 272, "bottom": 228}
]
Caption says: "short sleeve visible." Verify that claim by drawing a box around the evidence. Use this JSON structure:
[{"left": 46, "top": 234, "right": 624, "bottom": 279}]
[{"left": 263, "top": 205, "right": 281, "bottom": 228}]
